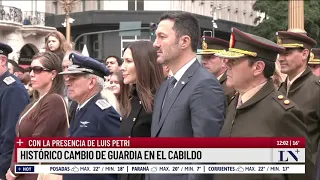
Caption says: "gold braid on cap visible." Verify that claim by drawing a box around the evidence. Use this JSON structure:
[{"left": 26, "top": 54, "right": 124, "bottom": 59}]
[
  {"left": 229, "top": 48, "right": 257, "bottom": 57},
  {"left": 198, "top": 49, "right": 224, "bottom": 54},
  {"left": 280, "top": 43, "right": 304, "bottom": 48},
  {"left": 215, "top": 50, "right": 246, "bottom": 58},
  {"left": 309, "top": 52, "right": 320, "bottom": 64}
]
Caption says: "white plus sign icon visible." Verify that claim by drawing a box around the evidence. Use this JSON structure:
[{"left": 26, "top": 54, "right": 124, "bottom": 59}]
[{"left": 16, "top": 139, "right": 24, "bottom": 146}]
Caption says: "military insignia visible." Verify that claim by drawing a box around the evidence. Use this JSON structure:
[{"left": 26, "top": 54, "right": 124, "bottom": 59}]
[
  {"left": 95, "top": 99, "right": 111, "bottom": 110},
  {"left": 277, "top": 95, "right": 284, "bottom": 100},
  {"left": 229, "top": 33, "right": 235, "bottom": 48},
  {"left": 202, "top": 40, "right": 208, "bottom": 50},
  {"left": 277, "top": 36, "right": 282, "bottom": 45},
  {"left": 80, "top": 121, "right": 90, "bottom": 128},
  {"left": 310, "top": 52, "right": 314, "bottom": 61},
  {"left": 3, "top": 76, "right": 15, "bottom": 85},
  {"left": 283, "top": 100, "right": 290, "bottom": 105}
]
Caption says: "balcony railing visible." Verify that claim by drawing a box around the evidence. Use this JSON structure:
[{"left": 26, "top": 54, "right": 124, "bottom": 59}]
[
  {"left": 0, "top": 5, "right": 23, "bottom": 24},
  {"left": 22, "top": 11, "right": 45, "bottom": 26}
]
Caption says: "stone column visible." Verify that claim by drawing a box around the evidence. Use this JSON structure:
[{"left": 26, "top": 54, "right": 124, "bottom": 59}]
[{"left": 288, "top": 0, "right": 306, "bottom": 34}]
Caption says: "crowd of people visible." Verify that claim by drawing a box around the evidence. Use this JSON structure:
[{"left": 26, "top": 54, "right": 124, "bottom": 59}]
[{"left": 0, "top": 11, "right": 319, "bottom": 180}]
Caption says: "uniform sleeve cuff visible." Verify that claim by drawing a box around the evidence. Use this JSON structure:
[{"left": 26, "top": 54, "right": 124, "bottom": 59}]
[{"left": 9, "top": 169, "right": 17, "bottom": 177}]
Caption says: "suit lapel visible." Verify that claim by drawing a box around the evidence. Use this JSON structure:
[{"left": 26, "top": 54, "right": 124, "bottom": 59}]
[
  {"left": 151, "top": 81, "right": 168, "bottom": 136},
  {"left": 154, "top": 60, "right": 201, "bottom": 136}
]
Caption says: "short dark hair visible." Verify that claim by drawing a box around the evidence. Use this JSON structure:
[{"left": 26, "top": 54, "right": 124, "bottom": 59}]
[
  {"left": 248, "top": 57, "right": 275, "bottom": 78},
  {"left": 8, "top": 60, "right": 23, "bottom": 73},
  {"left": 160, "top": 12, "right": 200, "bottom": 52},
  {"left": 105, "top": 55, "right": 122, "bottom": 66}
]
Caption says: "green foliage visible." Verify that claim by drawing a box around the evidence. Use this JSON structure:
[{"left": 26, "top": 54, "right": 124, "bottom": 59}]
[{"left": 252, "top": 0, "right": 320, "bottom": 47}]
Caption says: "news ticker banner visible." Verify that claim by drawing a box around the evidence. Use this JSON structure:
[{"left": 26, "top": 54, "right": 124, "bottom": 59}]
[
  {"left": 15, "top": 137, "right": 305, "bottom": 164},
  {"left": 15, "top": 164, "right": 305, "bottom": 174}
]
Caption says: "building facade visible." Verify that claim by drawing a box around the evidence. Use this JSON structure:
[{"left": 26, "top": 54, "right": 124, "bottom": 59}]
[
  {"left": 45, "top": 0, "right": 257, "bottom": 60},
  {"left": 0, "top": 0, "right": 55, "bottom": 66}
]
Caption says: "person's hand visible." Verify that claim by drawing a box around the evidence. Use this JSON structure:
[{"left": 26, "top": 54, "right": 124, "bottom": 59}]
[{"left": 6, "top": 169, "right": 17, "bottom": 180}]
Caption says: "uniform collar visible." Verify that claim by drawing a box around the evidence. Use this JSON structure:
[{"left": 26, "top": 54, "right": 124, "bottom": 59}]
[
  {"left": 287, "top": 68, "right": 305, "bottom": 87},
  {"left": 239, "top": 81, "right": 268, "bottom": 104},
  {"left": 173, "top": 57, "right": 197, "bottom": 83},
  {"left": 77, "top": 93, "right": 98, "bottom": 110}
]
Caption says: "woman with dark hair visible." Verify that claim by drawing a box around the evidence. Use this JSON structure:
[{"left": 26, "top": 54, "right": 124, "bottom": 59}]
[
  {"left": 6, "top": 52, "right": 69, "bottom": 180},
  {"left": 118, "top": 41, "right": 164, "bottom": 180},
  {"left": 45, "top": 31, "right": 72, "bottom": 60}
]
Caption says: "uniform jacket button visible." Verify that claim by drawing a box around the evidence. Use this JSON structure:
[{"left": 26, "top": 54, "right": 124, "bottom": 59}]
[{"left": 133, "top": 118, "right": 136, "bottom": 122}]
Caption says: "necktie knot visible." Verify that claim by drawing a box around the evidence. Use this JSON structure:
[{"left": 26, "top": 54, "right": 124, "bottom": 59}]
[{"left": 169, "top": 77, "right": 177, "bottom": 86}]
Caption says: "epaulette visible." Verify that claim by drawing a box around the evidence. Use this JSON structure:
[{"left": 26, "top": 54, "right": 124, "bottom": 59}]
[
  {"left": 3, "top": 76, "right": 15, "bottom": 85},
  {"left": 95, "top": 99, "right": 111, "bottom": 110},
  {"left": 272, "top": 92, "right": 296, "bottom": 110}
]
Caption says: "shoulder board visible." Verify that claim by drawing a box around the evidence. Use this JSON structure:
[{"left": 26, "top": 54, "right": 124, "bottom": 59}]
[
  {"left": 272, "top": 92, "right": 296, "bottom": 111},
  {"left": 95, "top": 99, "right": 111, "bottom": 110},
  {"left": 3, "top": 76, "right": 15, "bottom": 85}
]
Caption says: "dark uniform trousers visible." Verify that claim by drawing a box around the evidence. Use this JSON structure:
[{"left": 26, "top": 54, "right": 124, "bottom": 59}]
[
  {"left": 0, "top": 71, "right": 30, "bottom": 179},
  {"left": 64, "top": 94, "right": 121, "bottom": 180},
  {"left": 217, "top": 79, "right": 314, "bottom": 180},
  {"left": 219, "top": 72, "right": 236, "bottom": 106},
  {"left": 279, "top": 67, "right": 320, "bottom": 162},
  {"left": 119, "top": 88, "right": 152, "bottom": 180}
]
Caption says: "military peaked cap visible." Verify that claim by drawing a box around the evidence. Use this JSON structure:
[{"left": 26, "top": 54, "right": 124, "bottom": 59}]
[
  {"left": 216, "top": 28, "right": 285, "bottom": 62},
  {"left": 0, "top": 43, "right": 13, "bottom": 57},
  {"left": 59, "top": 53, "right": 110, "bottom": 78},
  {"left": 309, "top": 48, "right": 320, "bottom": 65},
  {"left": 197, "top": 36, "right": 229, "bottom": 55},
  {"left": 276, "top": 31, "right": 317, "bottom": 50}
]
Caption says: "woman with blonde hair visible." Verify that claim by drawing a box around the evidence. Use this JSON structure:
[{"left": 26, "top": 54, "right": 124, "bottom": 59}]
[
  {"left": 45, "top": 31, "right": 72, "bottom": 60},
  {"left": 6, "top": 51, "right": 69, "bottom": 180}
]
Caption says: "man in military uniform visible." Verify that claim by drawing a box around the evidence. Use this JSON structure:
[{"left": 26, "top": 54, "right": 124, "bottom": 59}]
[
  {"left": 309, "top": 48, "right": 320, "bottom": 76},
  {"left": 277, "top": 31, "right": 320, "bottom": 162},
  {"left": 0, "top": 43, "right": 30, "bottom": 179},
  {"left": 215, "top": 28, "right": 313, "bottom": 180},
  {"left": 197, "top": 36, "right": 235, "bottom": 105},
  {"left": 60, "top": 53, "right": 120, "bottom": 180}
]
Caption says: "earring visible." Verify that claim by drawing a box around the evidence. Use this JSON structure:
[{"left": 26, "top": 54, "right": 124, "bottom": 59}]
[{"left": 51, "top": 77, "right": 54, "bottom": 81}]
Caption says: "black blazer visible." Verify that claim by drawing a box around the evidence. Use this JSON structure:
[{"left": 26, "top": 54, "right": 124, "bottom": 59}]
[
  {"left": 120, "top": 89, "right": 152, "bottom": 138},
  {"left": 119, "top": 89, "right": 152, "bottom": 180}
]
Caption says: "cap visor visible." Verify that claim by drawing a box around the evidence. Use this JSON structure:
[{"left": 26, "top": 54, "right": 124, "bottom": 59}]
[
  {"left": 197, "top": 51, "right": 216, "bottom": 55},
  {"left": 215, "top": 50, "right": 246, "bottom": 59},
  {"left": 308, "top": 61, "right": 320, "bottom": 65},
  {"left": 58, "top": 71, "right": 87, "bottom": 75}
]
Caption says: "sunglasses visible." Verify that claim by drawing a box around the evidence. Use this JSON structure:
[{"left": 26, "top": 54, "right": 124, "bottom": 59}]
[{"left": 28, "top": 66, "right": 52, "bottom": 74}]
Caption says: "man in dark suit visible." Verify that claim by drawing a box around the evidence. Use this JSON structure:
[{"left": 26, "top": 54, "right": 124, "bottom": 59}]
[
  {"left": 197, "top": 36, "right": 236, "bottom": 105},
  {"left": 59, "top": 53, "right": 120, "bottom": 180},
  {"left": 148, "top": 12, "right": 225, "bottom": 180},
  {"left": 276, "top": 31, "right": 320, "bottom": 162},
  {"left": 0, "top": 43, "right": 30, "bottom": 180},
  {"left": 215, "top": 28, "right": 313, "bottom": 180}
]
